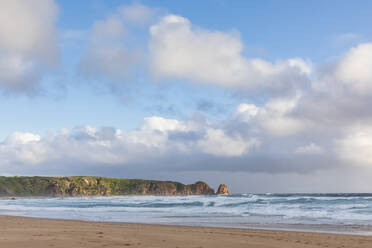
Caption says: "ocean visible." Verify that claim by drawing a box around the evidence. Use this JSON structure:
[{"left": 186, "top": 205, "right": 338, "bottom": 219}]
[{"left": 1, "top": 193, "right": 372, "bottom": 235}]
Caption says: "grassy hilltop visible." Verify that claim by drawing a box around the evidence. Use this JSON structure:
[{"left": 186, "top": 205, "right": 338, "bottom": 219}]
[{"left": 0, "top": 176, "right": 216, "bottom": 197}]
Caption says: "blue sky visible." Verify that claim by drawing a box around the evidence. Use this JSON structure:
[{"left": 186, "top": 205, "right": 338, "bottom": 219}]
[
  {"left": 1, "top": 0, "right": 372, "bottom": 192},
  {"left": 4, "top": 0, "right": 372, "bottom": 136}
]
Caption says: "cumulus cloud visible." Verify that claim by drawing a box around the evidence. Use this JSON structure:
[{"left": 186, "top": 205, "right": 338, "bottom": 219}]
[
  {"left": 0, "top": 95, "right": 371, "bottom": 179},
  {"left": 0, "top": 106, "right": 344, "bottom": 178},
  {"left": 284, "top": 43, "right": 372, "bottom": 133},
  {"left": 196, "top": 128, "right": 260, "bottom": 157},
  {"left": 229, "top": 39, "right": 372, "bottom": 167},
  {"left": 335, "top": 125, "right": 372, "bottom": 167},
  {"left": 314, "top": 43, "right": 372, "bottom": 96},
  {"left": 0, "top": 116, "right": 261, "bottom": 175},
  {"left": 236, "top": 92, "right": 310, "bottom": 136},
  {"left": 0, "top": 0, "right": 59, "bottom": 93},
  {"left": 227, "top": 39, "right": 372, "bottom": 170},
  {"left": 149, "top": 15, "right": 311, "bottom": 93},
  {"left": 333, "top": 43, "right": 372, "bottom": 94}
]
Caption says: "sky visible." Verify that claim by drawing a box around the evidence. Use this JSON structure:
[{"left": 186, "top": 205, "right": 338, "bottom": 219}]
[{"left": 1, "top": 0, "right": 372, "bottom": 193}]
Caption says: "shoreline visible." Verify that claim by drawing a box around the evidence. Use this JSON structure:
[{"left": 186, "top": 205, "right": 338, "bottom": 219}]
[
  {"left": 2, "top": 212, "right": 372, "bottom": 236},
  {"left": 2, "top": 194, "right": 372, "bottom": 237},
  {"left": 1, "top": 215, "right": 372, "bottom": 248}
]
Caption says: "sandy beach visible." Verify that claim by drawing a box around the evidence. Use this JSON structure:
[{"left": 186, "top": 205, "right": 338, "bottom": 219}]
[{"left": 0, "top": 215, "right": 371, "bottom": 248}]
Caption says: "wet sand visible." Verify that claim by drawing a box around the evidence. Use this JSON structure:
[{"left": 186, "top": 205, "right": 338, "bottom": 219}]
[{"left": 0, "top": 215, "right": 371, "bottom": 248}]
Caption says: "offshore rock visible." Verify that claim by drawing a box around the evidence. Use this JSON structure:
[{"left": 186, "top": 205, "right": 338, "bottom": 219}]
[
  {"left": 216, "top": 184, "right": 230, "bottom": 195},
  {"left": 0, "top": 176, "right": 216, "bottom": 197}
]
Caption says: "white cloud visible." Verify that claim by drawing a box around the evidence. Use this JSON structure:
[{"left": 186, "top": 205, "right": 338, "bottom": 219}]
[
  {"left": 197, "top": 128, "right": 260, "bottom": 157},
  {"left": 334, "top": 43, "right": 372, "bottom": 94},
  {"left": 260, "top": 93, "right": 308, "bottom": 136},
  {"left": 0, "top": 115, "right": 261, "bottom": 172},
  {"left": 336, "top": 125, "right": 372, "bottom": 166},
  {"left": 236, "top": 92, "right": 309, "bottom": 136},
  {"left": 0, "top": 132, "right": 45, "bottom": 165},
  {"left": 0, "top": 54, "right": 37, "bottom": 91},
  {"left": 149, "top": 15, "right": 311, "bottom": 92},
  {"left": 288, "top": 58, "right": 312, "bottom": 76},
  {"left": 141, "top": 116, "right": 187, "bottom": 132},
  {"left": 5, "top": 132, "right": 41, "bottom": 145},
  {"left": 0, "top": 0, "right": 59, "bottom": 92},
  {"left": 236, "top": 104, "right": 259, "bottom": 122},
  {"left": 314, "top": 43, "right": 372, "bottom": 96}
]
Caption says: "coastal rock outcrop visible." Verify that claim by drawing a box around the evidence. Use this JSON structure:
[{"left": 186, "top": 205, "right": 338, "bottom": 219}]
[
  {"left": 216, "top": 184, "right": 230, "bottom": 195},
  {"left": 0, "top": 176, "right": 216, "bottom": 197},
  {"left": 188, "top": 181, "right": 215, "bottom": 195}
]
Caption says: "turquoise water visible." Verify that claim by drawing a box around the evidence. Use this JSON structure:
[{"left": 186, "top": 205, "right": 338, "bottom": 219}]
[{"left": 1, "top": 194, "right": 372, "bottom": 235}]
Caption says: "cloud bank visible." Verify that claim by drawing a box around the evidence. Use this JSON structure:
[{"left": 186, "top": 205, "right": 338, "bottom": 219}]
[{"left": 0, "top": 116, "right": 260, "bottom": 175}]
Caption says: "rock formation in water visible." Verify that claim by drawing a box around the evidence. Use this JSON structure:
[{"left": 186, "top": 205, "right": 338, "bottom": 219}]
[
  {"left": 216, "top": 184, "right": 230, "bottom": 195},
  {"left": 0, "top": 176, "right": 216, "bottom": 197}
]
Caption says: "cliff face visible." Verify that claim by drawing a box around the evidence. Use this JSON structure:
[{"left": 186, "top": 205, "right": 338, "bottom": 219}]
[
  {"left": 216, "top": 184, "right": 230, "bottom": 195},
  {"left": 0, "top": 176, "right": 216, "bottom": 197}
]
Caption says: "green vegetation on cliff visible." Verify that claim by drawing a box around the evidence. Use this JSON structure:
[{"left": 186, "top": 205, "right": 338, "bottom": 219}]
[{"left": 0, "top": 176, "right": 215, "bottom": 197}]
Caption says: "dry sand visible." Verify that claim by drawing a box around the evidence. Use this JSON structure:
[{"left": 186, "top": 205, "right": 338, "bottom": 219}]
[{"left": 0, "top": 215, "right": 371, "bottom": 248}]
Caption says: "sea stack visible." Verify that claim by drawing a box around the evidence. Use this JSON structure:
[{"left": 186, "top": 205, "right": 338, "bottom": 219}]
[{"left": 216, "top": 184, "right": 230, "bottom": 195}]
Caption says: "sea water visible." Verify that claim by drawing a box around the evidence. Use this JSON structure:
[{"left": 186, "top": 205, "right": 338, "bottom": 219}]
[{"left": 1, "top": 193, "right": 372, "bottom": 235}]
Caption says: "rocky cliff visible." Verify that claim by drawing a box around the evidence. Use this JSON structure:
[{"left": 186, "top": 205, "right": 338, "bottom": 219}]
[
  {"left": 216, "top": 184, "right": 230, "bottom": 195},
  {"left": 0, "top": 176, "right": 216, "bottom": 197}
]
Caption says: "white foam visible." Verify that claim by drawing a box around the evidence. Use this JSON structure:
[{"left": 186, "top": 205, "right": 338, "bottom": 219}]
[{"left": 1, "top": 194, "right": 372, "bottom": 228}]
